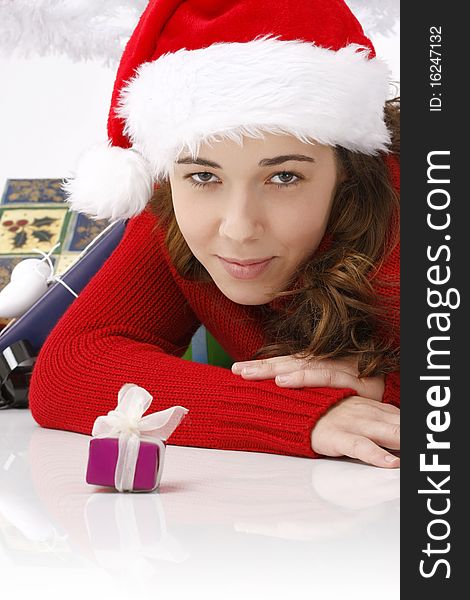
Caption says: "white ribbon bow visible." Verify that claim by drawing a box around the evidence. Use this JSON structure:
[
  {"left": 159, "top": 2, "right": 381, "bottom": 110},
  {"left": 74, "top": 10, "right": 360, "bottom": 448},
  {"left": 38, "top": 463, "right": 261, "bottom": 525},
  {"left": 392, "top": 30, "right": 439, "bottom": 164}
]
[{"left": 91, "top": 383, "right": 188, "bottom": 492}]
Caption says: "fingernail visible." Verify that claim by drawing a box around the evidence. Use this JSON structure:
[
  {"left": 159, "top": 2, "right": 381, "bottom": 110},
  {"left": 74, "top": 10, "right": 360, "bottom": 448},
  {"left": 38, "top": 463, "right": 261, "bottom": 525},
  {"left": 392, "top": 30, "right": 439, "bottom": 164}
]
[
  {"left": 385, "top": 455, "right": 399, "bottom": 463},
  {"left": 276, "top": 375, "right": 291, "bottom": 384},
  {"left": 242, "top": 367, "right": 258, "bottom": 376},
  {"left": 232, "top": 363, "right": 250, "bottom": 373}
]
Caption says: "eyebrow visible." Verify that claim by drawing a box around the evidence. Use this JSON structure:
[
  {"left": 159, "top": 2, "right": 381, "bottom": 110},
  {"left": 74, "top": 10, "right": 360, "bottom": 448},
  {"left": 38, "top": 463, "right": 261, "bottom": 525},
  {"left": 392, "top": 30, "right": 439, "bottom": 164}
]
[{"left": 175, "top": 154, "right": 316, "bottom": 168}]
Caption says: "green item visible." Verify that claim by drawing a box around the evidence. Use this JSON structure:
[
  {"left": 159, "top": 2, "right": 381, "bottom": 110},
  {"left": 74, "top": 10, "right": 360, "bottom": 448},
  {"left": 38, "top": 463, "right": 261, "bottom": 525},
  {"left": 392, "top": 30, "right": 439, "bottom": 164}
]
[{"left": 182, "top": 325, "right": 233, "bottom": 369}]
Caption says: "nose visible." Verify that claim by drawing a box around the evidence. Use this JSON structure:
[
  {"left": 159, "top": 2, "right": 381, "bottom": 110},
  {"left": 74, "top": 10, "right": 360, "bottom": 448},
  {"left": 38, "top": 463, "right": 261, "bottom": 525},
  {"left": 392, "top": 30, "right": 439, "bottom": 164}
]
[{"left": 218, "top": 188, "right": 264, "bottom": 243}]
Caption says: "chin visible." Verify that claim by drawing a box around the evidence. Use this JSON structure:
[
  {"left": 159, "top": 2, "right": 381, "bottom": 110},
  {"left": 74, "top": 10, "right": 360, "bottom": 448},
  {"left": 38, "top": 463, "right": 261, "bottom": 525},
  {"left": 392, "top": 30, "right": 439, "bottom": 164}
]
[
  {"left": 229, "top": 296, "right": 270, "bottom": 306},
  {"left": 216, "top": 282, "right": 273, "bottom": 306}
]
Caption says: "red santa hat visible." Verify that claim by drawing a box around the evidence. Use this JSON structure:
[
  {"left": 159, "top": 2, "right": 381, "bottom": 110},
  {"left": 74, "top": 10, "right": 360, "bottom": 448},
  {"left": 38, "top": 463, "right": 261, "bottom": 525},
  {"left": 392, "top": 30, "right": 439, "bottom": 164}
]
[{"left": 64, "top": 0, "right": 392, "bottom": 222}]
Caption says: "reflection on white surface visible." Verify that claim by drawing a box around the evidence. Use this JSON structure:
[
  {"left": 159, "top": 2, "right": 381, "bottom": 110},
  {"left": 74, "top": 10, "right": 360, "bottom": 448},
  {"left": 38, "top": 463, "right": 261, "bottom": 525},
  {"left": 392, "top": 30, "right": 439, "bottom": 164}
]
[
  {"left": 86, "top": 492, "right": 189, "bottom": 564},
  {"left": 0, "top": 411, "right": 399, "bottom": 599}
]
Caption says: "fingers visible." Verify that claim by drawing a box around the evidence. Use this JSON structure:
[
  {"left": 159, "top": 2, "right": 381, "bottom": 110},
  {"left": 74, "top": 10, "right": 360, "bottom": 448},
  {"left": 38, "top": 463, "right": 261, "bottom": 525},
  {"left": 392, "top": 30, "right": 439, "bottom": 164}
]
[
  {"left": 340, "top": 434, "right": 400, "bottom": 469},
  {"left": 232, "top": 355, "right": 358, "bottom": 378},
  {"left": 273, "top": 368, "right": 363, "bottom": 393},
  {"left": 232, "top": 355, "right": 296, "bottom": 372},
  {"left": 231, "top": 357, "right": 386, "bottom": 402},
  {"left": 333, "top": 399, "right": 400, "bottom": 450},
  {"left": 349, "top": 419, "right": 400, "bottom": 451},
  {"left": 275, "top": 370, "right": 385, "bottom": 403},
  {"left": 232, "top": 356, "right": 305, "bottom": 377},
  {"left": 310, "top": 396, "right": 401, "bottom": 469}
]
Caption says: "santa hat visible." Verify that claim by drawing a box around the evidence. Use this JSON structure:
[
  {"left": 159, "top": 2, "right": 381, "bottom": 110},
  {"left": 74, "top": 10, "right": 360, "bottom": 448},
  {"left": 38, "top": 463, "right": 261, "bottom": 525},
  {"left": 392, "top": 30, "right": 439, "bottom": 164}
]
[{"left": 64, "top": 0, "right": 392, "bottom": 222}]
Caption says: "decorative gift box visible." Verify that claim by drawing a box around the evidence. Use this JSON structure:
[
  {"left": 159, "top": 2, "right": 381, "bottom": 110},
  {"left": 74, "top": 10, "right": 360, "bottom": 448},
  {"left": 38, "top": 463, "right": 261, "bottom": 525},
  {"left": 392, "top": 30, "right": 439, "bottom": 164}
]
[{"left": 86, "top": 383, "right": 188, "bottom": 492}]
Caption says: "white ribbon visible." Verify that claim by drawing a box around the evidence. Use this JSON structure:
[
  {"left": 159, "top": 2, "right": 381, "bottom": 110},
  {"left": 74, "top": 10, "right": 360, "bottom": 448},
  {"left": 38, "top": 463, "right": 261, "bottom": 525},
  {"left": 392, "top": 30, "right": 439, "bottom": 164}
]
[
  {"left": 31, "top": 219, "right": 123, "bottom": 301},
  {"left": 32, "top": 242, "right": 79, "bottom": 298},
  {"left": 91, "top": 383, "right": 188, "bottom": 492}
]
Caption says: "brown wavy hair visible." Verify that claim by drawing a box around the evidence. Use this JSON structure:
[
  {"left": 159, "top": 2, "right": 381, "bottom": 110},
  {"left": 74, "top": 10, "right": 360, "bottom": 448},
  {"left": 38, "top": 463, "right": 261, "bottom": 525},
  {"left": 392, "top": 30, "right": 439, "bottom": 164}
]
[{"left": 148, "top": 97, "right": 400, "bottom": 377}]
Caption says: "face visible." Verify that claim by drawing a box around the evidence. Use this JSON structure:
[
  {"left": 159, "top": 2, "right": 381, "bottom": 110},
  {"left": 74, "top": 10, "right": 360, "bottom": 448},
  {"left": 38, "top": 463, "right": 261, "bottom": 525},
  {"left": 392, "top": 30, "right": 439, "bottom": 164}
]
[{"left": 169, "top": 133, "right": 341, "bottom": 305}]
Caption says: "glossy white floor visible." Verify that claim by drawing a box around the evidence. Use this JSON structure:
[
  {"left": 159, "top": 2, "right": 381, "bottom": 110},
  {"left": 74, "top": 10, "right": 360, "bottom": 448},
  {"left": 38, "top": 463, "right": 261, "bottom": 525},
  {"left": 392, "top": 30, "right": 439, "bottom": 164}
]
[{"left": 0, "top": 410, "right": 399, "bottom": 600}]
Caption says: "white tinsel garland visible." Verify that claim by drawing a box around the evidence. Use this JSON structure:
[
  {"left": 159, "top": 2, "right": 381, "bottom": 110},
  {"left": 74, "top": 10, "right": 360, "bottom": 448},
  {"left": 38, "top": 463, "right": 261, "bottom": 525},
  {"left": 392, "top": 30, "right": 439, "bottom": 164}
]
[
  {"left": 346, "top": 0, "right": 400, "bottom": 37},
  {"left": 0, "top": 0, "right": 149, "bottom": 64},
  {"left": 0, "top": 0, "right": 399, "bottom": 65}
]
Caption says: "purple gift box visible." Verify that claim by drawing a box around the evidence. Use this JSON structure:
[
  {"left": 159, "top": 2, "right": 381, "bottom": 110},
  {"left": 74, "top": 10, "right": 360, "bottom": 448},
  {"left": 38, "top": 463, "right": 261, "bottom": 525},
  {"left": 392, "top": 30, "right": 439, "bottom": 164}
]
[
  {"left": 85, "top": 383, "right": 188, "bottom": 493},
  {"left": 86, "top": 437, "right": 163, "bottom": 492}
]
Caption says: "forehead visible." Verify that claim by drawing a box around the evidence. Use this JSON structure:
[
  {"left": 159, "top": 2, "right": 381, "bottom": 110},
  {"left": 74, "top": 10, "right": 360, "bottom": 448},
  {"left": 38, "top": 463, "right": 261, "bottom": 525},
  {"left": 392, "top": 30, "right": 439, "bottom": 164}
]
[{"left": 177, "top": 132, "right": 331, "bottom": 166}]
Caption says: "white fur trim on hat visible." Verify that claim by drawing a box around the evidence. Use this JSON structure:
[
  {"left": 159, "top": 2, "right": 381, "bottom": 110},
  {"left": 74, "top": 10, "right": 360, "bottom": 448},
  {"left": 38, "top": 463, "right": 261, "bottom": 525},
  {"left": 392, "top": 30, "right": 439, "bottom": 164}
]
[
  {"left": 63, "top": 143, "right": 153, "bottom": 221},
  {"left": 117, "top": 35, "right": 392, "bottom": 182}
]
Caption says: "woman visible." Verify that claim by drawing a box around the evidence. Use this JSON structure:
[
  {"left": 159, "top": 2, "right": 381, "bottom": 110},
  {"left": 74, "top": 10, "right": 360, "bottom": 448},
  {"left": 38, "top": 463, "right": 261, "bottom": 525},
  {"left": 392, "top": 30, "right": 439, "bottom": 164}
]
[{"left": 28, "top": 0, "right": 400, "bottom": 468}]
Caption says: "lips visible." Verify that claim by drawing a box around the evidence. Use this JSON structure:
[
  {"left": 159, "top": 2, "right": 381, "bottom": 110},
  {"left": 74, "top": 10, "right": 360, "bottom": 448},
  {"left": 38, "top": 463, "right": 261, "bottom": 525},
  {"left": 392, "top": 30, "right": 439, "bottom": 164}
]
[
  {"left": 217, "top": 256, "right": 274, "bottom": 280},
  {"left": 221, "top": 257, "right": 273, "bottom": 266}
]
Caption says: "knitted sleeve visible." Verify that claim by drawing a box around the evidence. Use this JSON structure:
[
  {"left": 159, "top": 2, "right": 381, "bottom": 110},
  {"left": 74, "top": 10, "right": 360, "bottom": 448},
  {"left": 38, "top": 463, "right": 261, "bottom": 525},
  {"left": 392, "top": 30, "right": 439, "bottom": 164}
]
[{"left": 28, "top": 209, "right": 356, "bottom": 459}]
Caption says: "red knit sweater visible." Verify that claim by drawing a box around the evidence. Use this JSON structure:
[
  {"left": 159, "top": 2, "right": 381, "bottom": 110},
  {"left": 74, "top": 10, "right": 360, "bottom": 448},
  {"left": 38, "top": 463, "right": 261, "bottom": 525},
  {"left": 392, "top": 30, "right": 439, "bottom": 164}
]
[{"left": 29, "top": 185, "right": 400, "bottom": 459}]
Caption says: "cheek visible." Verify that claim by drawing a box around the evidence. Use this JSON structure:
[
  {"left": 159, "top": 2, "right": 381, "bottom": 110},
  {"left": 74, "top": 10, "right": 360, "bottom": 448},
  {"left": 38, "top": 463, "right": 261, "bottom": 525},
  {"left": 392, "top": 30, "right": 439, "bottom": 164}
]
[
  {"left": 274, "top": 201, "right": 332, "bottom": 255},
  {"left": 172, "top": 194, "right": 208, "bottom": 245}
]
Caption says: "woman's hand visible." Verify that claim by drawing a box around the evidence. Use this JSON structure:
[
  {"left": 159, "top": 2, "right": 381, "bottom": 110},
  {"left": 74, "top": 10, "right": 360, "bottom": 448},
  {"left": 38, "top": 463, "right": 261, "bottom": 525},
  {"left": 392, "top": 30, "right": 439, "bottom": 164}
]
[
  {"left": 232, "top": 355, "right": 385, "bottom": 402},
  {"left": 311, "top": 396, "right": 400, "bottom": 468},
  {"left": 231, "top": 355, "right": 399, "bottom": 468}
]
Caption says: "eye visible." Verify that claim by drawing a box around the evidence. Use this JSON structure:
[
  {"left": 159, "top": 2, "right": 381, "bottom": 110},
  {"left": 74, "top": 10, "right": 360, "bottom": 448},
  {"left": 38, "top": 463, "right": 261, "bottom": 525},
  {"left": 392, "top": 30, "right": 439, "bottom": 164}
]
[
  {"left": 185, "top": 170, "right": 303, "bottom": 190},
  {"left": 186, "top": 172, "right": 221, "bottom": 188},
  {"left": 269, "top": 171, "right": 303, "bottom": 188}
]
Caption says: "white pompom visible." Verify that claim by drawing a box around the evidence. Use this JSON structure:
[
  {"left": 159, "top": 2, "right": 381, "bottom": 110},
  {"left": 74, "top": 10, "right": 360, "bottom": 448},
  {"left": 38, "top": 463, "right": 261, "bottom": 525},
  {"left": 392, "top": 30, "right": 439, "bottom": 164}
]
[
  {"left": 11, "top": 258, "right": 52, "bottom": 283},
  {"left": 62, "top": 143, "right": 154, "bottom": 221}
]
